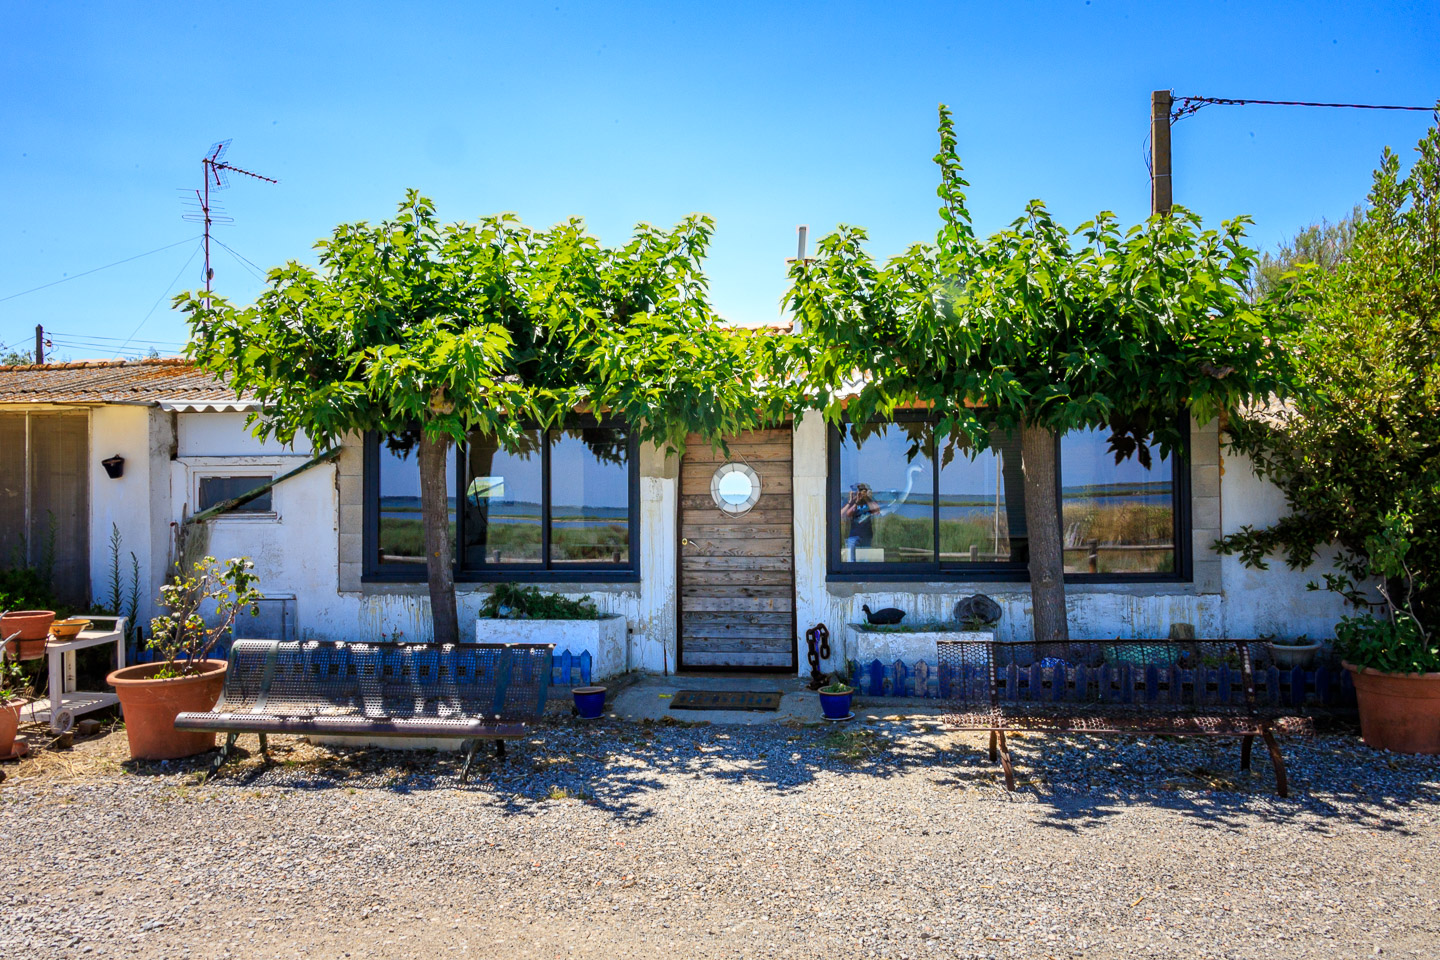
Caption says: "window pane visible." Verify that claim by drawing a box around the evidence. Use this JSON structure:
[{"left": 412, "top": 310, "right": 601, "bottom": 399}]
[
  {"left": 376, "top": 441, "right": 455, "bottom": 565},
  {"left": 1060, "top": 428, "right": 1175, "bottom": 574},
  {"left": 198, "top": 475, "right": 273, "bottom": 513},
  {"left": 549, "top": 426, "right": 630, "bottom": 564},
  {"left": 836, "top": 422, "right": 934, "bottom": 564},
  {"left": 938, "top": 428, "right": 1026, "bottom": 564},
  {"left": 463, "top": 430, "right": 543, "bottom": 565}
]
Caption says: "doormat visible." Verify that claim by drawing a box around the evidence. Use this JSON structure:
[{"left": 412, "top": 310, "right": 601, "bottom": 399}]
[{"left": 670, "top": 690, "right": 783, "bottom": 712}]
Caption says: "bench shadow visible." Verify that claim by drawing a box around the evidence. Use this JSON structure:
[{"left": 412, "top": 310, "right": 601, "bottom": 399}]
[
  {"left": 143, "top": 718, "right": 1440, "bottom": 834},
  {"left": 930, "top": 730, "right": 1440, "bottom": 836}
]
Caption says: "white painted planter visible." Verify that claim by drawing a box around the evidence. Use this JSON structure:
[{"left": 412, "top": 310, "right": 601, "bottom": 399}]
[
  {"left": 475, "top": 614, "right": 629, "bottom": 681},
  {"left": 844, "top": 622, "right": 997, "bottom": 668}
]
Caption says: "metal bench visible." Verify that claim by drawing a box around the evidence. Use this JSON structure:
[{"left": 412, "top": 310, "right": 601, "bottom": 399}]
[
  {"left": 174, "top": 639, "right": 553, "bottom": 782},
  {"left": 938, "top": 638, "right": 1312, "bottom": 796}
]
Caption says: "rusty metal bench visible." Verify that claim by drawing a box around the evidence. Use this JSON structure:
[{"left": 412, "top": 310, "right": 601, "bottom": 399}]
[
  {"left": 174, "top": 639, "right": 553, "bottom": 782},
  {"left": 938, "top": 638, "right": 1311, "bottom": 796}
]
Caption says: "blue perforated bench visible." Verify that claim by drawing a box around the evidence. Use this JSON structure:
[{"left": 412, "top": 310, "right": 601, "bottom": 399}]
[{"left": 174, "top": 639, "right": 553, "bottom": 782}]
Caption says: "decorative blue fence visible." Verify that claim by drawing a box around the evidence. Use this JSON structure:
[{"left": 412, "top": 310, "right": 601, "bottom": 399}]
[
  {"left": 847, "top": 657, "right": 1357, "bottom": 708},
  {"left": 129, "top": 638, "right": 594, "bottom": 688}
]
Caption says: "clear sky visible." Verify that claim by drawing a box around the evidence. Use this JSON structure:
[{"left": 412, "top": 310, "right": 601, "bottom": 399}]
[{"left": 2, "top": 1, "right": 1436, "bottom": 361}]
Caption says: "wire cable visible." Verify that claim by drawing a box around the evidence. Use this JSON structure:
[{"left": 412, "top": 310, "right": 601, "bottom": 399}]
[
  {"left": 211, "top": 238, "right": 270, "bottom": 282},
  {"left": 0, "top": 236, "right": 203, "bottom": 304},
  {"left": 112, "top": 241, "right": 204, "bottom": 359},
  {"left": 1173, "top": 95, "right": 1438, "bottom": 123}
]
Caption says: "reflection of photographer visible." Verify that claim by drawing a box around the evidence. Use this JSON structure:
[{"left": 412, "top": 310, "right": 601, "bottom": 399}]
[{"left": 841, "top": 483, "right": 875, "bottom": 560}]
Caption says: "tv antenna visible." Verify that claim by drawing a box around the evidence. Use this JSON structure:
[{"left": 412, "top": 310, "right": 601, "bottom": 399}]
[{"left": 181, "top": 140, "right": 277, "bottom": 298}]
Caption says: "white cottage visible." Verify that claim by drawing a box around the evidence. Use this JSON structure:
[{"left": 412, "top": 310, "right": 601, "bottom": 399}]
[{"left": 0, "top": 357, "right": 1346, "bottom": 680}]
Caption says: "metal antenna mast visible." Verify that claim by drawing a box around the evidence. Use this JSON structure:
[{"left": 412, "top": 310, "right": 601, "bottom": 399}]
[{"left": 182, "top": 140, "right": 277, "bottom": 298}]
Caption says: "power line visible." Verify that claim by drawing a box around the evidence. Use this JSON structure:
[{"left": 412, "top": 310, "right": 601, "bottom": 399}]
[
  {"left": 1172, "top": 95, "right": 1438, "bottom": 124},
  {"left": 47, "top": 332, "right": 185, "bottom": 346},
  {"left": 113, "top": 241, "right": 205, "bottom": 359},
  {"left": 211, "top": 238, "right": 269, "bottom": 282},
  {"left": 0, "top": 236, "right": 203, "bottom": 304}
]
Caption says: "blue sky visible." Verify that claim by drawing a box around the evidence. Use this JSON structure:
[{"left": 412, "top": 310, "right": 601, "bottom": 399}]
[{"left": 2, "top": 1, "right": 1436, "bottom": 360}]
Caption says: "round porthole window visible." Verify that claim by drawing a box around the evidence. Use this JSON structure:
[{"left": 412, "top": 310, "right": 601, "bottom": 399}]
[{"left": 711, "top": 462, "right": 761, "bottom": 516}]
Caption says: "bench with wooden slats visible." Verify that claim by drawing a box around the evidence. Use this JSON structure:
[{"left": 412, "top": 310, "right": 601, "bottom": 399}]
[
  {"left": 174, "top": 639, "right": 553, "bottom": 781},
  {"left": 939, "top": 638, "right": 1312, "bottom": 796}
]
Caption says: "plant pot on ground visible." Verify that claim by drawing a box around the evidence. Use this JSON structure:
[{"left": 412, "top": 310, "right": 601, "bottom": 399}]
[
  {"left": 818, "top": 665, "right": 854, "bottom": 721},
  {"left": 1, "top": 653, "right": 32, "bottom": 760},
  {"left": 109, "top": 555, "right": 261, "bottom": 761},
  {"left": 1337, "top": 613, "right": 1440, "bottom": 755},
  {"left": 572, "top": 686, "right": 607, "bottom": 720}
]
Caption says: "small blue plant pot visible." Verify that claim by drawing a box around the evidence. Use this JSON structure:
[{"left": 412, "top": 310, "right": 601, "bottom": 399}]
[
  {"left": 573, "top": 686, "right": 607, "bottom": 720},
  {"left": 819, "top": 688, "right": 854, "bottom": 721}
]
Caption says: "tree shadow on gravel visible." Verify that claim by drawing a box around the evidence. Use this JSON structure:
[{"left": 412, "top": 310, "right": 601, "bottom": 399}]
[
  {"left": 931, "top": 731, "right": 1440, "bottom": 837},
  {"left": 149, "top": 716, "right": 958, "bottom": 823}
]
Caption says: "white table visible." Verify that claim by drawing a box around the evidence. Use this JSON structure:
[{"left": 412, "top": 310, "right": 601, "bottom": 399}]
[{"left": 24, "top": 616, "right": 128, "bottom": 734}]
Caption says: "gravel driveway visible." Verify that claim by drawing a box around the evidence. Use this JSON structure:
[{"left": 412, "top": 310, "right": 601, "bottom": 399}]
[{"left": 2, "top": 714, "right": 1438, "bottom": 960}]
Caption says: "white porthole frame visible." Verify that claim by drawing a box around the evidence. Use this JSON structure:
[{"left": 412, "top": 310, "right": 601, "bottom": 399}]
[{"left": 710, "top": 461, "right": 761, "bottom": 516}]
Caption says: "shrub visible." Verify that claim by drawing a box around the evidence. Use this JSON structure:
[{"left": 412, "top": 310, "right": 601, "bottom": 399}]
[{"left": 478, "top": 583, "right": 600, "bottom": 620}]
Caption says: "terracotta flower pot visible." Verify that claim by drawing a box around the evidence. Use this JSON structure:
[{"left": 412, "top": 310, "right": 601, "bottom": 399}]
[
  {"left": 1, "top": 699, "right": 24, "bottom": 760},
  {"left": 1, "top": 610, "right": 57, "bottom": 660},
  {"left": 107, "top": 660, "right": 228, "bottom": 760},
  {"left": 1344, "top": 662, "right": 1440, "bottom": 755}
]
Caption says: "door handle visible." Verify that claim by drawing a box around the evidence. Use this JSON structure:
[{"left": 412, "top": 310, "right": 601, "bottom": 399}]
[{"left": 681, "top": 538, "right": 690, "bottom": 545}]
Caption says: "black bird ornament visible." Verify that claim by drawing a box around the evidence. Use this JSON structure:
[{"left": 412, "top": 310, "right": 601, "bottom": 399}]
[{"left": 862, "top": 604, "right": 905, "bottom": 625}]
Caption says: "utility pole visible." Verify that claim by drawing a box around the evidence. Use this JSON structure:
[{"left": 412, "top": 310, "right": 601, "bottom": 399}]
[
  {"left": 34, "top": 324, "right": 44, "bottom": 364},
  {"left": 1151, "top": 89, "right": 1173, "bottom": 215}
]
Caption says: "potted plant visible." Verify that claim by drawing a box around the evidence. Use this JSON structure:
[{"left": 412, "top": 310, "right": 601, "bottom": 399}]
[
  {"left": 1264, "top": 633, "right": 1323, "bottom": 670},
  {"left": 572, "top": 685, "right": 607, "bottom": 720},
  {"left": 0, "top": 649, "right": 32, "bottom": 761},
  {"left": 106, "top": 556, "right": 261, "bottom": 761},
  {"left": 818, "top": 663, "right": 854, "bottom": 722},
  {"left": 1334, "top": 516, "right": 1440, "bottom": 755}
]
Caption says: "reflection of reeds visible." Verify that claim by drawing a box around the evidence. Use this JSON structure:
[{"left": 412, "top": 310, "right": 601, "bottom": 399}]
[
  {"left": 1064, "top": 502, "right": 1172, "bottom": 545},
  {"left": 378, "top": 518, "right": 629, "bottom": 564}
]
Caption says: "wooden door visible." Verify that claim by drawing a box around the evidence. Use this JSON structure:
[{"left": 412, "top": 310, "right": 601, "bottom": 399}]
[{"left": 678, "top": 429, "right": 795, "bottom": 671}]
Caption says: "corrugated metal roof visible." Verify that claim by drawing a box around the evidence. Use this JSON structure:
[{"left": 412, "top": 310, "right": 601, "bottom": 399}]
[{"left": 0, "top": 358, "right": 249, "bottom": 406}]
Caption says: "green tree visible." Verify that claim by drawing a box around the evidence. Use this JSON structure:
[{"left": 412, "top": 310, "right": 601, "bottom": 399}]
[
  {"left": 784, "top": 106, "right": 1303, "bottom": 644},
  {"left": 1218, "top": 113, "right": 1440, "bottom": 671},
  {"left": 1247, "top": 208, "right": 1359, "bottom": 303},
  {"left": 181, "top": 192, "right": 774, "bottom": 643}
]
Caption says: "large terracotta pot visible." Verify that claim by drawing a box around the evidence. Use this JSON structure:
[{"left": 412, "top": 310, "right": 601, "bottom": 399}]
[
  {"left": 107, "top": 660, "right": 228, "bottom": 760},
  {"left": 1, "top": 610, "right": 56, "bottom": 660},
  {"left": 1, "top": 699, "right": 24, "bottom": 760},
  {"left": 1344, "top": 662, "right": 1440, "bottom": 755}
]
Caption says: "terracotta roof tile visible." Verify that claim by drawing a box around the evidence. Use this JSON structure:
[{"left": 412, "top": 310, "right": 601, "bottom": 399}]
[{"left": 0, "top": 357, "right": 248, "bottom": 405}]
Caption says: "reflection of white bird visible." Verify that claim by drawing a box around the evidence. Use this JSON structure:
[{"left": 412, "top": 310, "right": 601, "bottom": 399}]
[{"left": 875, "top": 464, "right": 924, "bottom": 518}]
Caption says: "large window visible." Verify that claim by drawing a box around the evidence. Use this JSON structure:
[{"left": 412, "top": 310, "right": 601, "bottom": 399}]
[
  {"left": 829, "top": 415, "right": 1187, "bottom": 581},
  {"left": 365, "top": 421, "right": 638, "bottom": 581}
]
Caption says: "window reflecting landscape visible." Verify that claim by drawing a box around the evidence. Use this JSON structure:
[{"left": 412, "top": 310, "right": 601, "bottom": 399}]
[
  {"left": 836, "top": 421, "right": 934, "bottom": 564},
  {"left": 463, "top": 429, "right": 544, "bottom": 565},
  {"left": 549, "top": 426, "right": 630, "bottom": 564},
  {"left": 1059, "top": 427, "right": 1175, "bottom": 574},
  {"left": 376, "top": 441, "right": 455, "bottom": 565}
]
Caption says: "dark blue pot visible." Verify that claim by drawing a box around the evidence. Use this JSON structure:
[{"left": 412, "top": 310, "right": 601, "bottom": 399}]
[
  {"left": 819, "top": 688, "right": 853, "bottom": 721},
  {"left": 573, "top": 686, "right": 607, "bottom": 720}
]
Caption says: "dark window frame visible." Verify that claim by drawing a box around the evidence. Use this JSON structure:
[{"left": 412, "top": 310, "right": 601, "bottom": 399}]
[
  {"left": 362, "top": 418, "right": 641, "bottom": 584},
  {"left": 197, "top": 474, "right": 275, "bottom": 515},
  {"left": 826, "top": 412, "right": 1192, "bottom": 584}
]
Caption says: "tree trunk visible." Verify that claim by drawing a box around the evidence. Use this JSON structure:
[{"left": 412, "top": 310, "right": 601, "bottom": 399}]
[
  {"left": 1020, "top": 422, "right": 1069, "bottom": 645},
  {"left": 418, "top": 432, "right": 460, "bottom": 645}
]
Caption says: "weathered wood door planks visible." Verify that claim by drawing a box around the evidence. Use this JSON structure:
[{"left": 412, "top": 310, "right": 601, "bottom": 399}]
[{"left": 678, "top": 429, "right": 795, "bottom": 670}]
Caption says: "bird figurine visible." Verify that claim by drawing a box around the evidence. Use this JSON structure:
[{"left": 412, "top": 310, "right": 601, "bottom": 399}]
[{"left": 862, "top": 604, "right": 905, "bottom": 625}]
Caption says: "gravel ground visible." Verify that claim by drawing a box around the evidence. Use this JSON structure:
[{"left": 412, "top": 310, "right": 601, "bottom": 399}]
[{"left": 2, "top": 712, "right": 1438, "bottom": 960}]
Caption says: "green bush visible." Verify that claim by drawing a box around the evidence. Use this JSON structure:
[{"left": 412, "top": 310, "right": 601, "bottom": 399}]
[
  {"left": 0, "top": 566, "right": 55, "bottom": 613},
  {"left": 478, "top": 583, "right": 600, "bottom": 620}
]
